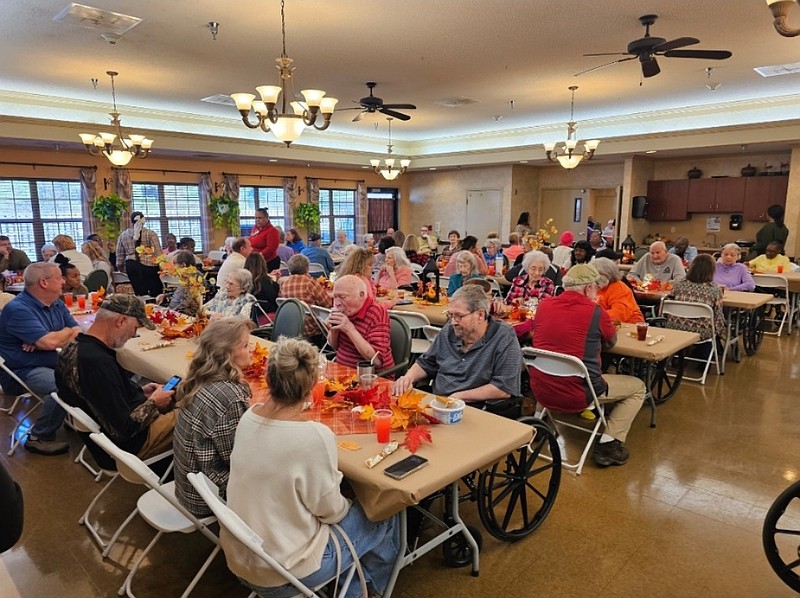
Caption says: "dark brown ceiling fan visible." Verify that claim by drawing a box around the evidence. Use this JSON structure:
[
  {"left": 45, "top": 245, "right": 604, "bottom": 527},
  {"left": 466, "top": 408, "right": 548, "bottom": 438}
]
[
  {"left": 341, "top": 82, "right": 417, "bottom": 122},
  {"left": 576, "top": 14, "right": 732, "bottom": 79}
]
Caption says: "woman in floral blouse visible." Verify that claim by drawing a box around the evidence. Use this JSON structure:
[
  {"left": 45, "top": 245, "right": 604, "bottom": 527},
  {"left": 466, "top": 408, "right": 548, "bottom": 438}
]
[
  {"left": 202, "top": 269, "right": 256, "bottom": 320},
  {"left": 505, "top": 251, "right": 555, "bottom": 305},
  {"left": 667, "top": 254, "right": 724, "bottom": 341}
]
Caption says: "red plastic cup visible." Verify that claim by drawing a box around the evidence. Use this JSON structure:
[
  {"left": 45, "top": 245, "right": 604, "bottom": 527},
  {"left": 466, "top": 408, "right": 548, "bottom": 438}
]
[
  {"left": 636, "top": 322, "right": 648, "bottom": 341},
  {"left": 777, "top": 265, "right": 784, "bottom": 274},
  {"left": 64, "top": 293, "right": 73, "bottom": 308},
  {"left": 374, "top": 409, "right": 392, "bottom": 444},
  {"left": 77, "top": 295, "right": 86, "bottom": 310}
]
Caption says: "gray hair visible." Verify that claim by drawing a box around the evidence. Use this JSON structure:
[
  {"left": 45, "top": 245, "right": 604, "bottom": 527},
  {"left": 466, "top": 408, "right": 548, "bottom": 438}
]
[
  {"left": 287, "top": 253, "right": 310, "bottom": 275},
  {"left": 276, "top": 226, "right": 286, "bottom": 243},
  {"left": 485, "top": 238, "right": 502, "bottom": 251},
  {"left": 650, "top": 241, "right": 667, "bottom": 252},
  {"left": 363, "top": 233, "right": 374, "bottom": 244},
  {"left": 23, "top": 262, "right": 60, "bottom": 288},
  {"left": 521, "top": 250, "right": 551, "bottom": 272},
  {"left": 721, "top": 243, "right": 741, "bottom": 257},
  {"left": 223, "top": 236, "right": 236, "bottom": 252},
  {"left": 173, "top": 250, "right": 196, "bottom": 268},
  {"left": 592, "top": 257, "right": 621, "bottom": 285},
  {"left": 385, "top": 246, "right": 412, "bottom": 269},
  {"left": 456, "top": 250, "right": 479, "bottom": 274},
  {"left": 451, "top": 283, "right": 490, "bottom": 315},
  {"left": 40, "top": 242, "right": 56, "bottom": 256},
  {"left": 227, "top": 269, "right": 253, "bottom": 293}
]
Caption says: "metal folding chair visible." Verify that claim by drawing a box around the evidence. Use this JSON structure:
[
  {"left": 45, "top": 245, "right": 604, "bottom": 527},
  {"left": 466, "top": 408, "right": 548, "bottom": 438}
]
[
  {"left": 662, "top": 299, "right": 721, "bottom": 384},
  {"left": 1, "top": 356, "right": 47, "bottom": 455}
]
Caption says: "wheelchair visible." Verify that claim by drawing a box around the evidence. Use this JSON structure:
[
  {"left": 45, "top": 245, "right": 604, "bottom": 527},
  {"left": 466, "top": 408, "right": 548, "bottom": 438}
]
[
  {"left": 763, "top": 478, "right": 800, "bottom": 592},
  {"left": 407, "top": 397, "right": 562, "bottom": 568}
]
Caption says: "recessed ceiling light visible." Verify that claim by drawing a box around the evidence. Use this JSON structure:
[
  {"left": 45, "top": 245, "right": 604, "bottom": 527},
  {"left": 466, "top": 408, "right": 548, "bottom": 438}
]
[
  {"left": 645, "top": 150, "right": 657, "bottom": 154},
  {"left": 429, "top": 167, "right": 437, "bottom": 171},
  {"left": 519, "top": 160, "right": 528, "bottom": 164},
  {"left": 268, "top": 159, "right": 278, "bottom": 162}
]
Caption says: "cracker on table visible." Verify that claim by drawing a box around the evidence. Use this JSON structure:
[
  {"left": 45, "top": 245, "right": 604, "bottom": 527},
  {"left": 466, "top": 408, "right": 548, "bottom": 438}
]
[{"left": 338, "top": 440, "right": 362, "bottom": 451}]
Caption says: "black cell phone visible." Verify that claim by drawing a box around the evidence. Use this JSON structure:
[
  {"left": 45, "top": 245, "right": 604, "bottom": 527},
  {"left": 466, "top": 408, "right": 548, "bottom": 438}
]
[
  {"left": 384, "top": 455, "right": 429, "bottom": 480},
  {"left": 162, "top": 375, "right": 181, "bottom": 392}
]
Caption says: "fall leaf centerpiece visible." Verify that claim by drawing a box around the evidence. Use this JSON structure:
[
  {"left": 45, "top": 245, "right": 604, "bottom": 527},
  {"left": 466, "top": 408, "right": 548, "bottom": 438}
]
[
  {"left": 525, "top": 218, "right": 558, "bottom": 250},
  {"left": 148, "top": 307, "right": 208, "bottom": 340},
  {"left": 90, "top": 286, "right": 107, "bottom": 311}
]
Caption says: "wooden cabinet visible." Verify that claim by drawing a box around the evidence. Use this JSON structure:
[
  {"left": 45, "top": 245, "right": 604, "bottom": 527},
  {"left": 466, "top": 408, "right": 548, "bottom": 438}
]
[
  {"left": 686, "top": 178, "right": 745, "bottom": 213},
  {"left": 743, "top": 176, "right": 788, "bottom": 221},
  {"left": 646, "top": 179, "right": 689, "bottom": 221}
]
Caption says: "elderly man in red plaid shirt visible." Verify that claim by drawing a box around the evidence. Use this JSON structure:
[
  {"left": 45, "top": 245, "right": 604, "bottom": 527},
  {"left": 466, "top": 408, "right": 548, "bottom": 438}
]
[{"left": 328, "top": 275, "right": 394, "bottom": 372}]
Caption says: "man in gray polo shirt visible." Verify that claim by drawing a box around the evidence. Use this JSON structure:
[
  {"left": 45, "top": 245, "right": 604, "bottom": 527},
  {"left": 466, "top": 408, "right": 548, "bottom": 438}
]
[{"left": 393, "top": 285, "right": 522, "bottom": 402}]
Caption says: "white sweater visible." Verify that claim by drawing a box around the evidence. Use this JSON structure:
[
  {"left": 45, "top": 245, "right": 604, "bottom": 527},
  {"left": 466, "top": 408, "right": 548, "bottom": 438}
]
[
  {"left": 224, "top": 408, "right": 351, "bottom": 589},
  {"left": 215, "top": 252, "right": 246, "bottom": 289}
]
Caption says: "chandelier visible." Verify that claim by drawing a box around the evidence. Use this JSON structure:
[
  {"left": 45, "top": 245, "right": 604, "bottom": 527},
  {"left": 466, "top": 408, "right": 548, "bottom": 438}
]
[
  {"left": 370, "top": 118, "right": 410, "bottom": 181},
  {"left": 79, "top": 71, "right": 153, "bottom": 167},
  {"left": 766, "top": 0, "right": 800, "bottom": 36},
  {"left": 543, "top": 86, "right": 600, "bottom": 170},
  {"left": 231, "top": 0, "right": 337, "bottom": 147}
]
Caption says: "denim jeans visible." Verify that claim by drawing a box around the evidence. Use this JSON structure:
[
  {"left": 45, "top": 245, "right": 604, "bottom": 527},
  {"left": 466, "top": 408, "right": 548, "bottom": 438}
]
[
  {"left": 242, "top": 501, "right": 400, "bottom": 598},
  {"left": 24, "top": 367, "right": 65, "bottom": 440}
]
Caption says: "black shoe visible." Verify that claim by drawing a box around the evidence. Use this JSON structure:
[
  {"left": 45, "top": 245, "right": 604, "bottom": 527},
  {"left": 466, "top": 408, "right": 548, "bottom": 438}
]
[
  {"left": 593, "top": 440, "right": 629, "bottom": 467},
  {"left": 24, "top": 436, "right": 69, "bottom": 456}
]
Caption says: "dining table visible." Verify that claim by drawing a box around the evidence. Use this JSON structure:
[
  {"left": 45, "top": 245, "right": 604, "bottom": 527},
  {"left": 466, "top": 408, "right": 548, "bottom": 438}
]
[{"left": 719, "top": 290, "right": 772, "bottom": 370}]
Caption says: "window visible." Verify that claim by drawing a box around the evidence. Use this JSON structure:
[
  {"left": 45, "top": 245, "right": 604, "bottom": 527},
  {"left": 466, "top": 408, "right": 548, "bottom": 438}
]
[
  {"left": 318, "top": 188, "right": 356, "bottom": 245},
  {"left": 239, "top": 186, "right": 285, "bottom": 235},
  {"left": 131, "top": 183, "right": 204, "bottom": 252},
  {"left": 0, "top": 178, "right": 84, "bottom": 261}
]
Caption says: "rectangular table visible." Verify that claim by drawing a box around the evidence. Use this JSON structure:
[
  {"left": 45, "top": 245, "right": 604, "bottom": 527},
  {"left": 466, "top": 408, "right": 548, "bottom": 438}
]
[{"left": 719, "top": 290, "right": 772, "bottom": 371}]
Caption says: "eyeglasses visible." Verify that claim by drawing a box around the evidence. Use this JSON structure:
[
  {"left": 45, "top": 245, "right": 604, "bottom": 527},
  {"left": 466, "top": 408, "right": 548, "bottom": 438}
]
[{"left": 445, "top": 309, "right": 478, "bottom": 322}]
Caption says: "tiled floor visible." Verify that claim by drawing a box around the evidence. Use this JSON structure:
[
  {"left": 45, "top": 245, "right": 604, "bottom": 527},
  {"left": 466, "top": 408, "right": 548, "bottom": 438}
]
[{"left": 1, "top": 330, "right": 798, "bottom": 597}]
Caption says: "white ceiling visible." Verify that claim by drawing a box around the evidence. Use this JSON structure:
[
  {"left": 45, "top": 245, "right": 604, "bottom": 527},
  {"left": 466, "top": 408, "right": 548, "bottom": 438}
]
[{"left": 2, "top": 0, "right": 800, "bottom": 166}]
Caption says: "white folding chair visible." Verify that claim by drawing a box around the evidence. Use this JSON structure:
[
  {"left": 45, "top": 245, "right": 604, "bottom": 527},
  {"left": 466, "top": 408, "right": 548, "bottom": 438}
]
[
  {"left": 410, "top": 263, "right": 424, "bottom": 275},
  {"left": 409, "top": 272, "right": 420, "bottom": 284},
  {"left": 1, "top": 356, "right": 47, "bottom": 455},
  {"left": 388, "top": 310, "right": 432, "bottom": 355},
  {"left": 485, "top": 277, "right": 503, "bottom": 298},
  {"left": 308, "top": 263, "right": 327, "bottom": 277},
  {"left": 187, "top": 472, "right": 358, "bottom": 598},
  {"left": 523, "top": 347, "right": 607, "bottom": 475},
  {"left": 439, "top": 276, "right": 450, "bottom": 289},
  {"left": 753, "top": 274, "right": 794, "bottom": 336},
  {"left": 51, "top": 392, "right": 105, "bottom": 480},
  {"left": 90, "top": 433, "right": 219, "bottom": 598},
  {"left": 207, "top": 250, "right": 225, "bottom": 262},
  {"left": 662, "top": 300, "right": 720, "bottom": 384},
  {"left": 422, "top": 325, "right": 442, "bottom": 343}
]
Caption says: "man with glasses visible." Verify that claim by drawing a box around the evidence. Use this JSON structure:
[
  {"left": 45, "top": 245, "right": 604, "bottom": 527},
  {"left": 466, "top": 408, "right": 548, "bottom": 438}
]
[
  {"left": 393, "top": 284, "right": 522, "bottom": 402},
  {"left": 0, "top": 263, "right": 80, "bottom": 455},
  {"left": 0, "top": 235, "right": 31, "bottom": 274},
  {"left": 418, "top": 225, "right": 438, "bottom": 256},
  {"left": 531, "top": 264, "right": 645, "bottom": 468}
]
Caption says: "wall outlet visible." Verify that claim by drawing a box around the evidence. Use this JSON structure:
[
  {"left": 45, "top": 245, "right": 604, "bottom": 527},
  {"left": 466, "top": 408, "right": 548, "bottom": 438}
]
[
  {"left": 670, "top": 227, "right": 676, "bottom": 233},
  {"left": 434, "top": 222, "right": 441, "bottom": 235}
]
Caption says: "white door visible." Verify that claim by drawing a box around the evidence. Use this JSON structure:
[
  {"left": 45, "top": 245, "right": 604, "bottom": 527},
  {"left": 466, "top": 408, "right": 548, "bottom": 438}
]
[{"left": 466, "top": 189, "right": 502, "bottom": 242}]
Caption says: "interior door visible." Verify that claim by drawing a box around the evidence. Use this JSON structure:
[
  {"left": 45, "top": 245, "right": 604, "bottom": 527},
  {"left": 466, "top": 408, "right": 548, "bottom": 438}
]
[{"left": 465, "top": 189, "right": 502, "bottom": 242}]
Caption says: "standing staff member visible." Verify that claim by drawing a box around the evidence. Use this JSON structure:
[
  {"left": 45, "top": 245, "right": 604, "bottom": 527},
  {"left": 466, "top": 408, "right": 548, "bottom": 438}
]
[
  {"left": 748, "top": 204, "right": 789, "bottom": 261},
  {"left": 248, "top": 208, "right": 280, "bottom": 271},
  {"left": 116, "top": 212, "right": 163, "bottom": 297}
]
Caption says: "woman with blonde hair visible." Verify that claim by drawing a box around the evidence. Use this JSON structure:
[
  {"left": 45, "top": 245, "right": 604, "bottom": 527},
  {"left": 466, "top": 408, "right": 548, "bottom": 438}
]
[
  {"left": 226, "top": 337, "right": 400, "bottom": 598},
  {"left": 402, "top": 233, "right": 429, "bottom": 266},
  {"left": 377, "top": 246, "right": 414, "bottom": 289},
  {"left": 81, "top": 241, "right": 113, "bottom": 288},
  {"left": 337, "top": 247, "right": 376, "bottom": 295},
  {"left": 52, "top": 233, "right": 93, "bottom": 278},
  {"left": 173, "top": 317, "right": 253, "bottom": 517}
]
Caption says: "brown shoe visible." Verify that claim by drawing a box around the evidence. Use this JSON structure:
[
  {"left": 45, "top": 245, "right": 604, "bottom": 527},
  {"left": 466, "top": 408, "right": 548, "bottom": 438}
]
[
  {"left": 593, "top": 440, "right": 629, "bottom": 467},
  {"left": 24, "top": 436, "right": 69, "bottom": 456}
]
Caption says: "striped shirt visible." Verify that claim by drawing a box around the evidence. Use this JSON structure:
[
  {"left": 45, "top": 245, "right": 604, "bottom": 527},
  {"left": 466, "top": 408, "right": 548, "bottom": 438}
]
[{"left": 334, "top": 296, "right": 394, "bottom": 371}]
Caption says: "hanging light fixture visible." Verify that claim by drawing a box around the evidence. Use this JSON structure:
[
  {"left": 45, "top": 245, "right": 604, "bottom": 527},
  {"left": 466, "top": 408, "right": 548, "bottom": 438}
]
[
  {"left": 766, "top": 0, "right": 800, "bottom": 37},
  {"left": 79, "top": 71, "right": 153, "bottom": 167},
  {"left": 543, "top": 86, "right": 600, "bottom": 170},
  {"left": 230, "top": 0, "right": 337, "bottom": 147},
  {"left": 370, "top": 118, "right": 410, "bottom": 181}
]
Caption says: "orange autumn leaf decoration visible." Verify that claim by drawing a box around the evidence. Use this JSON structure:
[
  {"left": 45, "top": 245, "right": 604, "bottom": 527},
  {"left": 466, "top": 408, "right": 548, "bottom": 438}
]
[
  {"left": 403, "top": 425, "right": 432, "bottom": 454},
  {"left": 359, "top": 404, "right": 375, "bottom": 421},
  {"left": 390, "top": 404, "right": 411, "bottom": 430}
]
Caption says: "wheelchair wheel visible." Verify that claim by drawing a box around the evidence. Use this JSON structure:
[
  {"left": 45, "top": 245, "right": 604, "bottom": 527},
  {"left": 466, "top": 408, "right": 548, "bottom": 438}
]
[
  {"left": 477, "top": 417, "right": 561, "bottom": 542},
  {"left": 651, "top": 352, "right": 684, "bottom": 405},
  {"left": 442, "top": 525, "right": 482, "bottom": 568},
  {"left": 743, "top": 306, "right": 765, "bottom": 356},
  {"left": 762, "top": 479, "right": 800, "bottom": 592}
]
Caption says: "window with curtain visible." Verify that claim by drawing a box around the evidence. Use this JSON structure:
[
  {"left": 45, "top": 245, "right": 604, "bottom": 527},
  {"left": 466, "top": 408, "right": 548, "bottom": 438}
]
[
  {"left": 367, "top": 188, "right": 397, "bottom": 234},
  {"left": 239, "top": 185, "right": 285, "bottom": 235},
  {"left": 319, "top": 188, "right": 356, "bottom": 245},
  {"left": 0, "top": 178, "right": 84, "bottom": 261},
  {"left": 131, "top": 182, "right": 204, "bottom": 252}
]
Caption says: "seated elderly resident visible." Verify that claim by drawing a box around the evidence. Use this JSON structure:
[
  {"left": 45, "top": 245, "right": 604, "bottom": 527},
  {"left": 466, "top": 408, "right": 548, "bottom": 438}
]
[
  {"left": 418, "top": 225, "right": 438, "bottom": 255},
  {"left": 402, "top": 234, "right": 431, "bottom": 267},
  {"left": 0, "top": 262, "right": 79, "bottom": 455},
  {"left": 329, "top": 230, "right": 353, "bottom": 257},
  {"left": 52, "top": 234, "right": 93, "bottom": 279},
  {"left": 161, "top": 250, "right": 205, "bottom": 316},
  {"left": 394, "top": 284, "right": 522, "bottom": 403},
  {"left": 56, "top": 295, "right": 176, "bottom": 459},
  {"left": 202, "top": 269, "right": 256, "bottom": 320},
  {"left": 748, "top": 241, "right": 793, "bottom": 273},
  {"left": 447, "top": 251, "right": 482, "bottom": 296},
  {"left": 503, "top": 233, "right": 525, "bottom": 264},
  {"left": 505, "top": 251, "right": 555, "bottom": 305},
  {"left": 217, "top": 237, "right": 253, "bottom": 290},
  {"left": 669, "top": 236, "right": 698, "bottom": 265},
  {"left": 443, "top": 236, "right": 489, "bottom": 276},
  {"left": 531, "top": 264, "right": 646, "bottom": 467},
  {"left": 40, "top": 242, "right": 57, "bottom": 262},
  {"left": 226, "top": 337, "right": 400, "bottom": 597},
  {"left": 328, "top": 275, "right": 394, "bottom": 371},
  {"left": 667, "top": 254, "right": 724, "bottom": 342},
  {"left": 376, "top": 246, "right": 413, "bottom": 290},
  {"left": 173, "top": 318, "right": 252, "bottom": 517},
  {"left": 714, "top": 243, "right": 755, "bottom": 291},
  {"left": 301, "top": 233, "right": 335, "bottom": 276},
  {"left": 551, "top": 231, "right": 574, "bottom": 272},
  {"left": 628, "top": 241, "right": 686, "bottom": 283},
  {"left": 440, "top": 230, "right": 461, "bottom": 261},
  {"left": 593, "top": 257, "right": 644, "bottom": 324},
  {"left": 279, "top": 254, "right": 333, "bottom": 338},
  {"left": 483, "top": 238, "right": 508, "bottom": 270}
]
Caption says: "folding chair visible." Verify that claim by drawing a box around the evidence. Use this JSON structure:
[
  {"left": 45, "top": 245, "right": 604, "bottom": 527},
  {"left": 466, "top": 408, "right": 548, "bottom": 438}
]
[
  {"left": 250, "top": 300, "right": 275, "bottom": 338},
  {"left": 485, "top": 277, "right": 503, "bottom": 298},
  {"left": 422, "top": 325, "right": 442, "bottom": 343},
  {"left": 439, "top": 276, "right": 450, "bottom": 289},
  {"left": 271, "top": 298, "right": 306, "bottom": 341},
  {"left": 523, "top": 347, "right": 607, "bottom": 475},
  {"left": 1, "top": 356, "right": 47, "bottom": 455},
  {"left": 410, "top": 263, "right": 424, "bottom": 275},
  {"left": 753, "top": 274, "right": 794, "bottom": 336},
  {"left": 309, "top": 305, "right": 334, "bottom": 354},
  {"left": 50, "top": 392, "right": 106, "bottom": 480},
  {"left": 90, "top": 433, "right": 219, "bottom": 598},
  {"left": 662, "top": 300, "right": 721, "bottom": 384},
  {"left": 84, "top": 269, "right": 109, "bottom": 292},
  {"left": 376, "top": 314, "right": 412, "bottom": 378},
  {"left": 388, "top": 310, "right": 432, "bottom": 356},
  {"left": 308, "top": 263, "right": 327, "bottom": 277},
  {"left": 187, "top": 472, "right": 358, "bottom": 598},
  {"left": 207, "top": 250, "right": 225, "bottom": 262}
]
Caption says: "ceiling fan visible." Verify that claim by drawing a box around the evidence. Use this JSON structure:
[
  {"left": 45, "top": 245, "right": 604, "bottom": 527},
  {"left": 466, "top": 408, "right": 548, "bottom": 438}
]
[
  {"left": 345, "top": 82, "right": 417, "bottom": 122},
  {"left": 577, "top": 14, "right": 732, "bottom": 79}
]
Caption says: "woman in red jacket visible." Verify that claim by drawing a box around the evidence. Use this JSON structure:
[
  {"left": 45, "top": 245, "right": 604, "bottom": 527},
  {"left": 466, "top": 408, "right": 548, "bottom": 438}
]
[{"left": 248, "top": 208, "right": 280, "bottom": 270}]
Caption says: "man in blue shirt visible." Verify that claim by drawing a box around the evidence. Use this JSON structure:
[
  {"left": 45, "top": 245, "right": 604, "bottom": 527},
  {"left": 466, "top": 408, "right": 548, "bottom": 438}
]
[
  {"left": 301, "top": 233, "right": 335, "bottom": 277},
  {"left": 0, "top": 262, "right": 80, "bottom": 455}
]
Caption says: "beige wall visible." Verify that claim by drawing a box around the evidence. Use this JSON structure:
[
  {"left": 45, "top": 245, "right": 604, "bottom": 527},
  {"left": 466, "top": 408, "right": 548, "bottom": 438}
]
[{"left": 510, "top": 164, "right": 540, "bottom": 229}]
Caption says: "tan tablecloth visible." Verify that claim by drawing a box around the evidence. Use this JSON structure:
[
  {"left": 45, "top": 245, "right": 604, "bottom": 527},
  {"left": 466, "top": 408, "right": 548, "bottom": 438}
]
[
  {"left": 609, "top": 323, "right": 699, "bottom": 362},
  {"left": 389, "top": 300, "right": 450, "bottom": 326},
  {"left": 778, "top": 271, "right": 800, "bottom": 294},
  {"left": 618, "top": 263, "right": 634, "bottom": 272}
]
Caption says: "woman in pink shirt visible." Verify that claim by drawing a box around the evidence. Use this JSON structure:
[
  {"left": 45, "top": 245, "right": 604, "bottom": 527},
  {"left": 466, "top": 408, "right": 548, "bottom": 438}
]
[{"left": 376, "top": 246, "right": 413, "bottom": 289}]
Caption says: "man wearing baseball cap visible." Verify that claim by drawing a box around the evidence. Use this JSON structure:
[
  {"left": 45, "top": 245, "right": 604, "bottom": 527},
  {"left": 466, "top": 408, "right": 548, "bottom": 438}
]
[
  {"left": 300, "top": 232, "right": 335, "bottom": 277},
  {"left": 530, "top": 264, "right": 646, "bottom": 467},
  {"left": 56, "top": 294, "right": 177, "bottom": 459}
]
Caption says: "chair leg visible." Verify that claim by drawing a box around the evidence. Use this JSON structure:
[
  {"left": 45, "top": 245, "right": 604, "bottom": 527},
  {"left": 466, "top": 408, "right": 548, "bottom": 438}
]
[
  {"left": 102, "top": 506, "right": 140, "bottom": 559},
  {"left": 7, "top": 401, "right": 42, "bottom": 456},
  {"left": 178, "top": 545, "right": 221, "bottom": 598},
  {"left": 0, "top": 393, "right": 23, "bottom": 415},
  {"left": 118, "top": 530, "right": 164, "bottom": 598}
]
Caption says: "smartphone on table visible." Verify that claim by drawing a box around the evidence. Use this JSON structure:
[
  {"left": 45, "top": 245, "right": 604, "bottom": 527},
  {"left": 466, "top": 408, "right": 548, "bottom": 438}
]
[
  {"left": 384, "top": 455, "right": 429, "bottom": 480},
  {"left": 162, "top": 375, "right": 182, "bottom": 392}
]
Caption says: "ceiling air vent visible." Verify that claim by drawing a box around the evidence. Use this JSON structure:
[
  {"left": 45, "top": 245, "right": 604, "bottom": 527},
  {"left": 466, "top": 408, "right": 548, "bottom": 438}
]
[
  {"left": 53, "top": 3, "right": 142, "bottom": 36},
  {"left": 201, "top": 94, "right": 236, "bottom": 106},
  {"left": 754, "top": 61, "right": 800, "bottom": 77},
  {"left": 434, "top": 97, "right": 480, "bottom": 108}
]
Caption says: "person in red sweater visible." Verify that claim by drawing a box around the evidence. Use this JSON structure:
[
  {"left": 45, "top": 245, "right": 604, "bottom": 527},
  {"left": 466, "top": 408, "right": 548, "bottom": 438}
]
[
  {"left": 248, "top": 208, "right": 280, "bottom": 271},
  {"left": 593, "top": 257, "right": 644, "bottom": 324}
]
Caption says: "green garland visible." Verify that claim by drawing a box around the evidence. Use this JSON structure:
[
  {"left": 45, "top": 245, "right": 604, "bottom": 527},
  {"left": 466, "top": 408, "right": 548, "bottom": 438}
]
[
  {"left": 294, "top": 202, "right": 320, "bottom": 233},
  {"left": 209, "top": 194, "right": 240, "bottom": 234},
  {"left": 91, "top": 193, "right": 129, "bottom": 240}
]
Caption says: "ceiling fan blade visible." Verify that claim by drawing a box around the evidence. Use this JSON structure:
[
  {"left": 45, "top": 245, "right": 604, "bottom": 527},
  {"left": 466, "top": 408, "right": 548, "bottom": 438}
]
[
  {"left": 574, "top": 57, "right": 636, "bottom": 77},
  {"left": 352, "top": 110, "right": 367, "bottom": 122},
  {"left": 652, "top": 36, "right": 699, "bottom": 53},
  {"left": 641, "top": 57, "right": 661, "bottom": 78},
  {"left": 381, "top": 103, "right": 417, "bottom": 110},
  {"left": 583, "top": 52, "right": 630, "bottom": 57},
  {"left": 379, "top": 108, "right": 411, "bottom": 121},
  {"left": 663, "top": 49, "right": 732, "bottom": 60}
]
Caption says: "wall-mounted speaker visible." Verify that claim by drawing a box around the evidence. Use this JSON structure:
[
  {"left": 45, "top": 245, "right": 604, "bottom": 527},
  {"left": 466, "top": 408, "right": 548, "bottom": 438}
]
[{"left": 632, "top": 196, "right": 648, "bottom": 219}]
